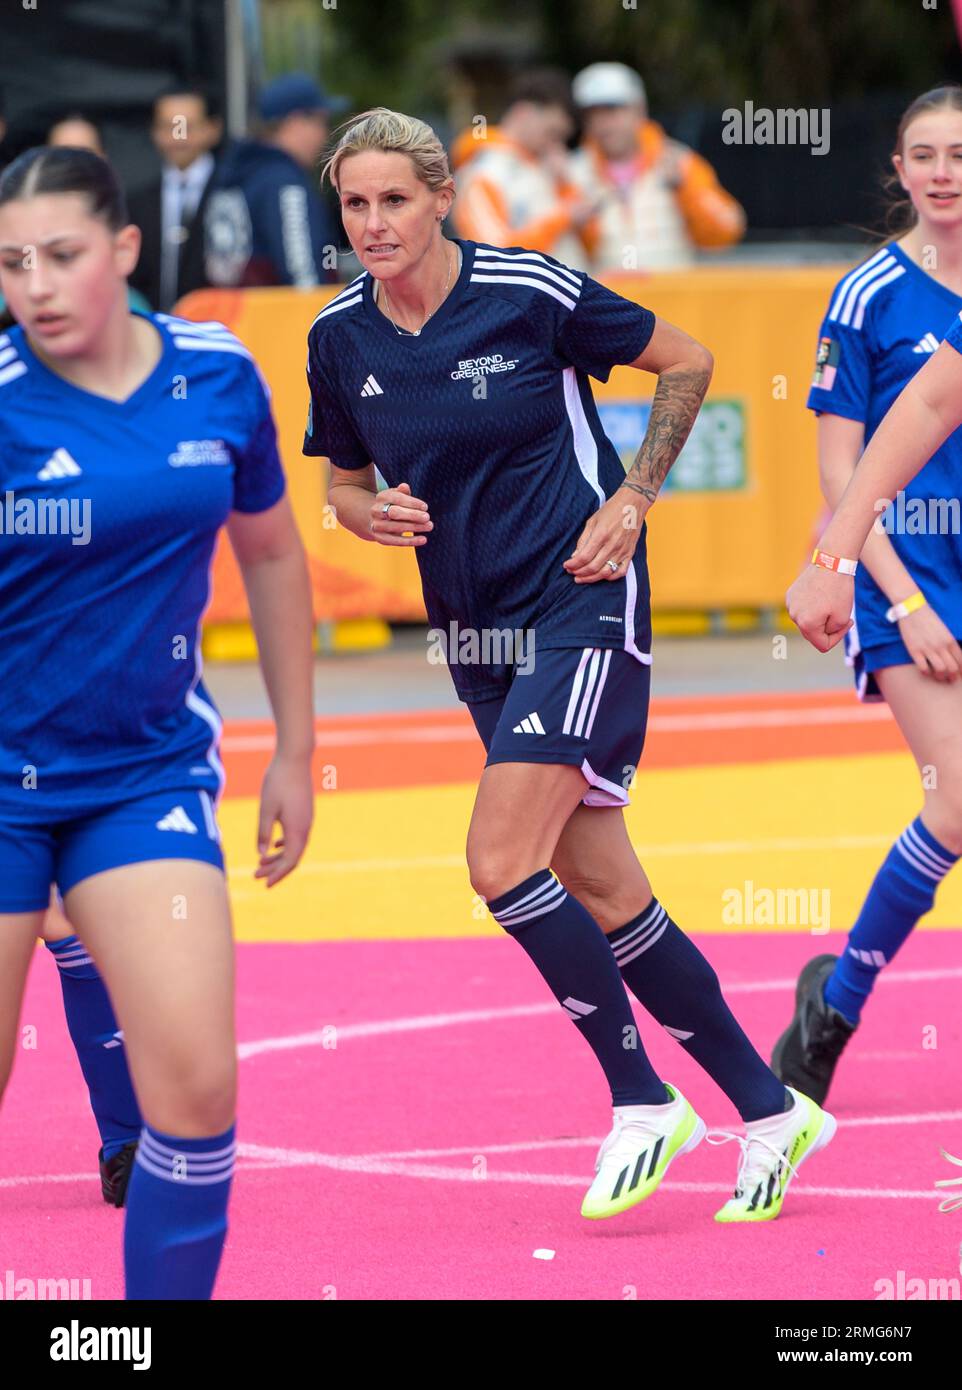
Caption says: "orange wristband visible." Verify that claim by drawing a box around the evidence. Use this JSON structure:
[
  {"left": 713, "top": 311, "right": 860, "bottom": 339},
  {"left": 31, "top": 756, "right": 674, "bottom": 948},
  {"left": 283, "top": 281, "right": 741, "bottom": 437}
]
[{"left": 811, "top": 548, "right": 858, "bottom": 577}]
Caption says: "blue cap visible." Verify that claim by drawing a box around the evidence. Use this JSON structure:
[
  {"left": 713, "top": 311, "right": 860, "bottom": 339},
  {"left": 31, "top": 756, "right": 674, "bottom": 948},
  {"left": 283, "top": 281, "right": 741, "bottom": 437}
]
[{"left": 258, "top": 73, "right": 349, "bottom": 122}]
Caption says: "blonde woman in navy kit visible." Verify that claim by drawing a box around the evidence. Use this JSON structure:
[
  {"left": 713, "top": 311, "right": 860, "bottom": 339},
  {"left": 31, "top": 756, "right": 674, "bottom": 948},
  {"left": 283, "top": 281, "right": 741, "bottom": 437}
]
[{"left": 305, "top": 107, "right": 836, "bottom": 1226}]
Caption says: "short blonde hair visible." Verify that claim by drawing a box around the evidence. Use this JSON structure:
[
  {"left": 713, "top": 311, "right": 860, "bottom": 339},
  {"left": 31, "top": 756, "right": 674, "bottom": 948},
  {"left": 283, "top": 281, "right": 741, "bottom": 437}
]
[{"left": 322, "top": 106, "right": 452, "bottom": 194}]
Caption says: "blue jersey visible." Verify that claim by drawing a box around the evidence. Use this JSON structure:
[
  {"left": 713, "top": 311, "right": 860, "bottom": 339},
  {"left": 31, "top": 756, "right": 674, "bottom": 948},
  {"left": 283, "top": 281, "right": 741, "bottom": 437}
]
[
  {"left": 807, "top": 243, "right": 962, "bottom": 655},
  {"left": 0, "top": 311, "right": 285, "bottom": 823},
  {"left": 303, "top": 239, "right": 656, "bottom": 702}
]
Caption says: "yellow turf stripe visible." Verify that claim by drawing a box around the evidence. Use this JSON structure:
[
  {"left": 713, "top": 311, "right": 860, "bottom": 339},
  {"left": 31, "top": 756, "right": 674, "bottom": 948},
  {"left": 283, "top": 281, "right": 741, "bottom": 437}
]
[{"left": 222, "top": 750, "right": 962, "bottom": 942}]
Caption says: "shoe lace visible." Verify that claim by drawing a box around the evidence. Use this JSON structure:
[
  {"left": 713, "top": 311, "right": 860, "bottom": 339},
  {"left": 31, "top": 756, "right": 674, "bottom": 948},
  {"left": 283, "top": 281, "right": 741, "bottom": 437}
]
[
  {"left": 706, "top": 1128, "right": 801, "bottom": 1200},
  {"left": 593, "top": 1113, "right": 662, "bottom": 1173},
  {"left": 936, "top": 1149, "right": 962, "bottom": 1213}
]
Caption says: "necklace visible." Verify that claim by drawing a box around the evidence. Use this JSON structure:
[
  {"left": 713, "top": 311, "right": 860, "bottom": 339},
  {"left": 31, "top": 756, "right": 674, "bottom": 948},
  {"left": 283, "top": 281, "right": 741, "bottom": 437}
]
[{"left": 379, "top": 243, "right": 460, "bottom": 336}]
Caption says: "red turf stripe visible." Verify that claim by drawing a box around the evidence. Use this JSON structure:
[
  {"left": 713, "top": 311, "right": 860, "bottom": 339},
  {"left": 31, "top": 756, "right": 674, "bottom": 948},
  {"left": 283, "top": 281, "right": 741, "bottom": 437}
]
[{"left": 217, "top": 689, "right": 902, "bottom": 797}]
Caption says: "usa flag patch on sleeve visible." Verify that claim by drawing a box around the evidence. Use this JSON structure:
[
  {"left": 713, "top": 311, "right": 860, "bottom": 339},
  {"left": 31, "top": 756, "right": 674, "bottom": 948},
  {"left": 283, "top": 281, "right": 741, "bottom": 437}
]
[{"left": 812, "top": 335, "right": 840, "bottom": 390}]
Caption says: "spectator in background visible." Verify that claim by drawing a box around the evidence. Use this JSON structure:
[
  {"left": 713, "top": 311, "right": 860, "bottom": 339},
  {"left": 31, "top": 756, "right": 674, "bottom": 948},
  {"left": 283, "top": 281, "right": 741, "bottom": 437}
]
[
  {"left": 450, "top": 69, "right": 601, "bottom": 270},
  {"left": 127, "top": 84, "right": 223, "bottom": 311},
  {"left": 569, "top": 63, "right": 745, "bottom": 273},
  {"left": 47, "top": 114, "right": 105, "bottom": 156},
  {"left": 203, "top": 73, "right": 343, "bottom": 289}
]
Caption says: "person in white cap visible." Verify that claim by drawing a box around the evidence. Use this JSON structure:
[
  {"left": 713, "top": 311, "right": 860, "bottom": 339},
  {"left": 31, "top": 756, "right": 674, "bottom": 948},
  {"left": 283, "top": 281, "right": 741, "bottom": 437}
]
[
  {"left": 451, "top": 69, "right": 601, "bottom": 270},
  {"left": 569, "top": 62, "right": 745, "bottom": 273}
]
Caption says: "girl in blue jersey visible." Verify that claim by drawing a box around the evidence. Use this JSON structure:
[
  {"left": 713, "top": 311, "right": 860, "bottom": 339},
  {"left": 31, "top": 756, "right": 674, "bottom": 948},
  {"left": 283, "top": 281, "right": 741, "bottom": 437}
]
[
  {"left": 0, "top": 147, "right": 316, "bottom": 1298},
  {"left": 304, "top": 108, "right": 836, "bottom": 1224},
  {"left": 776, "top": 87, "right": 962, "bottom": 1106}
]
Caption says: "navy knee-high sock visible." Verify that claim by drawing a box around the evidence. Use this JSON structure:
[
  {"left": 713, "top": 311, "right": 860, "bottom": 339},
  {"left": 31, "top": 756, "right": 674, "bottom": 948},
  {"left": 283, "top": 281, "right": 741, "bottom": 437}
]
[
  {"left": 825, "top": 817, "right": 958, "bottom": 1025},
  {"left": 124, "top": 1124, "right": 236, "bottom": 1300},
  {"left": 45, "top": 935, "right": 142, "bottom": 1158},
  {"left": 608, "top": 899, "right": 789, "bottom": 1122},
  {"left": 487, "top": 870, "right": 667, "bottom": 1107}
]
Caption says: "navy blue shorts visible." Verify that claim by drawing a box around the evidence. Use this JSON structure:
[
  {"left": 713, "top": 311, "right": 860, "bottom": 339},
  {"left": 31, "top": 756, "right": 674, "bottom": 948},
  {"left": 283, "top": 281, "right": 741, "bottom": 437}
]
[
  {"left": 0, "top": 788, "right": 224, "bottom": 914},
  {"left": 466, "top": 645, "right": 651, "bottom": 807}
]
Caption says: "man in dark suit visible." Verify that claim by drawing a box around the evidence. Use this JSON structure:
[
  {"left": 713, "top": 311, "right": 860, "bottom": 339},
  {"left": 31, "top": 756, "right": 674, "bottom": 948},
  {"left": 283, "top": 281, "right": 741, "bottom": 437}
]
[{"left": 127, "top": 84, "right": 223, "bottom": 311}]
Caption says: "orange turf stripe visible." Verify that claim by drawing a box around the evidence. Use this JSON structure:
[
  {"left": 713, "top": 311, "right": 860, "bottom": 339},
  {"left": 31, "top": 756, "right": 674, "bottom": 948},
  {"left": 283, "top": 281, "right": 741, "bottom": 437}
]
[{"left": 218, "top": 689, "right": 903, "bottom": 797}]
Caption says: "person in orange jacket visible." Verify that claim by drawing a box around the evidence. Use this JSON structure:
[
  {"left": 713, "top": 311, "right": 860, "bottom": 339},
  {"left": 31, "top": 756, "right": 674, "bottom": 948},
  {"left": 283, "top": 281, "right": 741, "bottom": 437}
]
[
  {"left": 451, "top": 69, "right": 602, "bottom": 270},
  {"left": 569, "top": 63, "right": 745, "bottom": 273}
]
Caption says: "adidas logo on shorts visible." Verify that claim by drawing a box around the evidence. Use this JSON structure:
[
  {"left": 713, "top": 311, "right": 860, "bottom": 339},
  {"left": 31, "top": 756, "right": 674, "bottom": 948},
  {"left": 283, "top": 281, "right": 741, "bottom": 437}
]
[
  {"left": 156, "top": 806, "right": 199, "bottom": 833},
  {"left": 513, "top": 712, "right": 546, "bottom": 734}
]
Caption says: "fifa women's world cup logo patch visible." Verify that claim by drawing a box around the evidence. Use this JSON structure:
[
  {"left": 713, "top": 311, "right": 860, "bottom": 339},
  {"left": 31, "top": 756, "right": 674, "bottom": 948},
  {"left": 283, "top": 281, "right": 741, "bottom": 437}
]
[{"left": 812, "top": 336, "right": 840, "bottom": 390}]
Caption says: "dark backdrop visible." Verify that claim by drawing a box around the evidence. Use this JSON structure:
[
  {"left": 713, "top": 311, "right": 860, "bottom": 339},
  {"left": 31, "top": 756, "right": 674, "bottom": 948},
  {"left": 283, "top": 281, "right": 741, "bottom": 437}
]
[{"left": 0, "top": 0, "right": 227, "bottom": 196}]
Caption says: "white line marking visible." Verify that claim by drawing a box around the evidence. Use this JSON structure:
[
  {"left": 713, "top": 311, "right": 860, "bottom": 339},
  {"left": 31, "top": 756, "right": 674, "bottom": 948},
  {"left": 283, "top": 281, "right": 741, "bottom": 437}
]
[
  {"left": 219, "top": 703, "right": 895, "bottom": 754},
  {"left": 237, "top": 967, "right": 962, "bottom": 1061},
  {"left": 227, "top": 1142, "right": 945, "bottom": 1199},
  {"left": 352, "top": 1109, "right": 962, "bottom": 1160},
  {"left": 237, "top": 1003, "right": 556, "bottom": 1059},
  {"left": 228, "top": 834, "right": 903, "bottom": 878},
  {"left": 10, "top": 972, "right": 961, "bottom": 1195},
  {"left": 0, "top": 1160, "right": 289, "bottom": 1190},
  {"left": 222, "top": 726, "right": 475, "bottom": 752}
]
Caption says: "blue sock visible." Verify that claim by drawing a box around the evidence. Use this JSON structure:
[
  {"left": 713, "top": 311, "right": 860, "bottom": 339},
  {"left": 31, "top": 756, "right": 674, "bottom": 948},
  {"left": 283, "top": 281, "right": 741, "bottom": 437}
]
[
  {"left": 124, "top": 1123, "right": 236, "bottom": 1300},
  {"left": 487, "top": 869, "right": 667, "bottom": 1106},
  {"left": 609, "top": 899, "right": 789, "bottom": 1123},
  {"left": 45, "top": 935, "right": 142, "bottom": 1158},
  {"left": 825, "top": 817, "right": 958, "bottom": 1025}
]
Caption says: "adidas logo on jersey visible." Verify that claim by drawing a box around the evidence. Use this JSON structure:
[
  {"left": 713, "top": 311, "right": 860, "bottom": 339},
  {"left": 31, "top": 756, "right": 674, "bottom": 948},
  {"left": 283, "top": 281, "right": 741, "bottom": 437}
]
[
  {"left": 37, "top": 448, "right": 82, "bottom": 480},
  {"left": 360, "top": 374, "right": 384, "bottom": 397},
  {"left": 168, "top": 439, "right": 231, "bottom": 467},
  {"left": 156, "top": 806, "right": 199, "bottom": 833},
  {"left": 912, "top": 333, "right": 940, "bottom": 354},
  {"left": 513, "top": 712, "right": 546, "bottom": 734}
]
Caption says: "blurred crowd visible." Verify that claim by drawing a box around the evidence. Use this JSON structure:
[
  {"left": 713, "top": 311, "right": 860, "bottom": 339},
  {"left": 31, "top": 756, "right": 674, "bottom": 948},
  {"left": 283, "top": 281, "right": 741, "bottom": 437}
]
[{"left": 0, "top": 61, "right": 745, "bottom": 312}]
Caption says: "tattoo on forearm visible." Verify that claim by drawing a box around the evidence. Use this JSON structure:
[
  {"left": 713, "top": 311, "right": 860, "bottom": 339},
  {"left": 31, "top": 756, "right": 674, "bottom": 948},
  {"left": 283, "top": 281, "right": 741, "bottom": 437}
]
[{"left": 623, "top": 364, "right": 711, "bottom": 504}]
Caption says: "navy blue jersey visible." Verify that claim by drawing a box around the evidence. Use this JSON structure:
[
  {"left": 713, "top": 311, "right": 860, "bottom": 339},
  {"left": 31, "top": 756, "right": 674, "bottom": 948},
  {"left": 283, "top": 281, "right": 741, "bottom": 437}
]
[
  {"left": 304, "top": 239, "right": 656, "bottom": 702},
  {"left": 0, "top": 311, "right": 285, "bottom": 823},
  {"left": 808, "top": 243, "right": 962, "bottom": 656}
]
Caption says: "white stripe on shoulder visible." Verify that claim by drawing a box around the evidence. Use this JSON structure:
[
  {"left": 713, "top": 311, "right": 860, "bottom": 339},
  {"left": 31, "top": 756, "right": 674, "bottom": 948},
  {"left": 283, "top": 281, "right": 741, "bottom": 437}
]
[
  {"left": 851, "top": 264, "right": 905, "bottom": 330},
  {"left": 470, "top": 271, "right": 577, "bottom": 310},
  {"left": 171, "top": 335, "right": 255, "bottom": 361},
  {"left": 830, "top": 253, "right": 897, "bottom": 327},
  {"left": 311, "top": 292, "right": 364, "bottom": 326},
  {"left": 472, "top": 246, "right": 582, "bottom": 292},
  {"left": 155, "top": 313, "right": 235, "bottom": 338},
  {"left": 826, "top": 248, "right": 889, "bottom": 322},
  {"left": 0, "top": 358, "right": 27, "bottom": 388},
  {"left": 310, "top": 274, "right": 368, "bottom": 329},
  {"left": 156, "top": 313, "right": 257, "bottom": 362}
]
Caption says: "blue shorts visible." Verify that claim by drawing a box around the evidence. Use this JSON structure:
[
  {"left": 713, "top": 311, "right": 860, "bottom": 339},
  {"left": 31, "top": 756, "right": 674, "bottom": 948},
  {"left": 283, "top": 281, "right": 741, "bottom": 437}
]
[
  {"left": 846, "top": 612, "right": 962, "bottom": 701},
  {"left": 467, "top": 646, "right": 650, "bottom": 808},
  {"left": 0, "top": 788, "right": 224, "bottom": 914},
  {"left": 851, "top": 552, "right": 962, "bottom": 701}
]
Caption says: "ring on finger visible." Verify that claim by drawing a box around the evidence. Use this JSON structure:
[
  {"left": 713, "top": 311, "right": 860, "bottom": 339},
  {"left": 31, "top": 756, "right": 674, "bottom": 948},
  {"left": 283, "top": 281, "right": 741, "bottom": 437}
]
[
  {"left": 605, "top": 558, "right": 620, "bottom": 573},
  {"left": 382, "top": 502, "right": 392, "bottom": 519}
]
